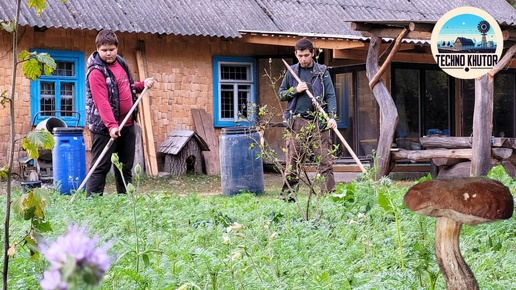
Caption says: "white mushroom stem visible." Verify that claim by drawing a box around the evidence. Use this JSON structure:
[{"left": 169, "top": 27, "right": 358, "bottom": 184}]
[{"left": 435, "top": 216, "right": 479, "bottom": 290}]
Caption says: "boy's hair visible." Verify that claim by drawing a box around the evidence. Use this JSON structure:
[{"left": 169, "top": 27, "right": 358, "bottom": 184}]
[
  {"left": 295, "top": 37, "right": 314, "bottom": 52},
  {"left": 95, "top": 30, "right": 119, "bottom": 48}
]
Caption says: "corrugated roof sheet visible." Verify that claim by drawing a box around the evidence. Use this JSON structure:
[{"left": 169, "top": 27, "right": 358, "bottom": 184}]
[{"left": 0, "top": 0, "right": 515, "bottom": 38}]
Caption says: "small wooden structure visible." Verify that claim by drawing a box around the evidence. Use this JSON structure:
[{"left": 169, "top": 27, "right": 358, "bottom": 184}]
[{"left": 158, "top": 130, "right": 210, "bottom": 176}]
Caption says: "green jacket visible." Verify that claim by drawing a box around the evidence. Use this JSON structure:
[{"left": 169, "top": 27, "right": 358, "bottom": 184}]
[{"left": 279, "top": 62, "right": 337, "bottom": 124}]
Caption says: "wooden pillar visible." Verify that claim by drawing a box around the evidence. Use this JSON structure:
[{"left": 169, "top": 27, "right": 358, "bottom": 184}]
[
  {"left": 470, "top": 75, "right": 494, "bottom": 176},
  {"left": 365, "top": 35, "right": 400, "bottom": 180}
]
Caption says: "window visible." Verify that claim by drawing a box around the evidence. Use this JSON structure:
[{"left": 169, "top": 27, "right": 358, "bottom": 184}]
[
  {"left": 331, "top": 65, "right": 378, "bottom": 157},
  {"left": 392, "top": 64, "right": 454, "bottom": 149},
  {"left": 213, "top": 56, "right": 256, "bottom": 127},
  {"left": 30, "top": 50, "right": 85, "bottom": 127},
  {"left": 461, "top": 73, "right": 515, "bottom": 137}
]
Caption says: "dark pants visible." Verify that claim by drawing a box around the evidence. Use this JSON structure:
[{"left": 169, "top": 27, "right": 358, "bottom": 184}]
[
  {"left": 86, "top": 125, "right": 136, "bottom": 196},
  {"left": 284, "top": 117, "right": 336, "bottom": 192}
]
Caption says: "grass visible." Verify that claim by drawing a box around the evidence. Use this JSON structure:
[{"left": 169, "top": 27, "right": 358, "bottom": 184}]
[{"left": 2, "top": 171, "right": 516, "bottom": 289}]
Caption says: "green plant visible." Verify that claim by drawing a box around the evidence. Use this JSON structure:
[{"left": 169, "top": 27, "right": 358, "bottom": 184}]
[
  {"left": 10, "top": 187, "right": 53, "bottom": 261},
  {"left": 111, "top": 154, "right": 163, "bottom": 287},
  {"left": 487, "top": 165, "right": 515, "bottom": 193},
  {"left": 2, "top": 1, "right": 64, "bottom": 289},
  {"left": 248, "top": 59, "right": 344, "bottom": 220},
  {"left": 376, "top": 177, "right": 405, "bottom": 270},
  {"left": 4, "top": 176, "right": 516, "bottom": 289}
]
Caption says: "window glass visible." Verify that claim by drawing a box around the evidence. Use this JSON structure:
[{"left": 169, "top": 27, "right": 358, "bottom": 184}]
[
  {"left": 334, "top": 72, "right": 351, "bottom": 128},
  {"left": 393, "top": 66, "right": 452, "bottom": 149},
  {"left": 462, "top": 74, "right": 515, "bottom": 137},
  {"left": 357, "top": 71, "right": 378, "bottom": 156},
  {"left": 394, "top": 69, "right": 420, "bottom": 149},
  {"left": 424, "top": 70, "right": 450, "bottom": 136},
  {"left": 40, "top": 81, "right": 56, "bottom": 115},
  {"left": 493, "top": 74, "right": 515, "bottom": 137},
  {"left": 213, "top": 57, "right": 256, "bottom": 127},
  {"left": 60, "top": 82, "right": 76, "bottom": 116},
  {"left": 54, "top": 61, "right": 75, "bottom": 77}
]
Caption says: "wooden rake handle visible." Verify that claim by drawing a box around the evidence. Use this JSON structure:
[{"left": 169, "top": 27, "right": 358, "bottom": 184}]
[{"left": 281, "top": 59, "right": 366, "bottom": 173}]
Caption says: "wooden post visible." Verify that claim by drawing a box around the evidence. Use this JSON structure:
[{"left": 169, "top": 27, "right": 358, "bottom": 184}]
[
  {"left": 470, "top": 74, "right": 494, "bottom": 176},
  {"left": 365, "top": 35, "right": 400, "bottom": 180}
]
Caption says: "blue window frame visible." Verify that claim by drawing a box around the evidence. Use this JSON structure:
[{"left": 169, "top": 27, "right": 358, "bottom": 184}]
[
  {"left": 212, "top": 56, "right": 256, "bottom": 127},
  {"left": 30, "top": 50, "right": 85, "bottom": 127}
]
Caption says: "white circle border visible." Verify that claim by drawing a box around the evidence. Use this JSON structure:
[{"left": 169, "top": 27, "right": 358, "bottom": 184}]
[{"left": 430, "top": 6, "right": 504, "bottom": 79}]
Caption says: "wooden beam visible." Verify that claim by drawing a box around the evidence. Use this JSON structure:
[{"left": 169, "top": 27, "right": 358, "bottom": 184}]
[
  {"left": 392, "top": 148, "right": 473, "bottom": 161},
  {"left": 369, "top": 27, "right": 409, "bottom": 89},
  {"left": 488, "top": 44, "right": 516, "bottom": 77},
  {"left": 502, "top": 27, "right": 516, "bottom": 42},
  {"left": 333, "top": 42, "right": 431, "bottom": 60},
  {"left": 333, "top": 49, "right": 367, "bottom": 60},
  {"left": 392, "top": 148, "right": 512, "bottom": 162},
  {"left": 333, "top": 49, "right": 367, "bottom": 61},
  {"left": 135, "top": 46, "right": 159, "bottom": 177},
  {"left": 351, "top": 21, "right": 433, "bottom": 40},
  {"left": 421, "top": 136, "right": 516, "bottom": 150},
  {"left": 238, "top": 34, "right": 365, "bottom": 50}
]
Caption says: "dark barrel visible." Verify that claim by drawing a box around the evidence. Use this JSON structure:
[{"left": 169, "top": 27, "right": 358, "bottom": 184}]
[
  {"left": 219, "top": 127, "right": 264, "bottom": 196},
  {"left": 52, "top": 127, "right": 86, "bottom": 195}
]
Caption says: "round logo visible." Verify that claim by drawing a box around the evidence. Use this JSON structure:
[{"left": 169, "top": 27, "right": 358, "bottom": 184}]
[{"left": 430, "top": 7, "right": 503, "bottom": 79}]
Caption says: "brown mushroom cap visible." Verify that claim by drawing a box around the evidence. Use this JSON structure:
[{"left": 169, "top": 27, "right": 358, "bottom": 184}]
[{"left": 404, "top": 177, "right": 514, "bottom": 225}]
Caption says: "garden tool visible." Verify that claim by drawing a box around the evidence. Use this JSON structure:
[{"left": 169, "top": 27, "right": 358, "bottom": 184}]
[{"left": 282, "top": 59, "right": 366, "bottom": 173}]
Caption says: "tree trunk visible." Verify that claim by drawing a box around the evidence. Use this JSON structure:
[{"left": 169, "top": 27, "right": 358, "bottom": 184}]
[{"left": 365, "top": 35, "right": 399, "bottom": 180}]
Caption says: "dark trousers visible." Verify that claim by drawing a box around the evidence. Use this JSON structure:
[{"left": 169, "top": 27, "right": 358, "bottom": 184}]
[
  {"left": 284, "top": 117, "right": 336, "bottom": 192},
  {"left": 86, "top": 125, "right": 136, "bottom": 196}
]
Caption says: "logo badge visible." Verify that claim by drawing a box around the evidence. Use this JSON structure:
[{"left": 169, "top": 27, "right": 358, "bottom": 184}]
[{"left": 431, "top": 7, "right": 503, "bottom": 79}]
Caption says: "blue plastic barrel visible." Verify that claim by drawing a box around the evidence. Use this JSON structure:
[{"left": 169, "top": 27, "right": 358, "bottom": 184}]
[
  {"left": 52, "top": 128, "right": 86, "bottom": 195},
  {"left": 219, "top": 127, "right": 264, "bottom": 196}
]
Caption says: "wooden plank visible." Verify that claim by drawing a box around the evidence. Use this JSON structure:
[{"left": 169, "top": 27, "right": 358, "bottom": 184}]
[
  {"left": 135, "top": 46, "right": 159, "bottom": 176},
  {"left": 191, "top": 108, "right": 220, "bottom": 175},
  {"left": 391, "top": 148, "right": 473, "bottom": 161},
  {"left": 420, "top": 136, "right": 472, "bottom": 149},
  {"left": 133, "top": 123, "right": 145, "bottom": 171}
]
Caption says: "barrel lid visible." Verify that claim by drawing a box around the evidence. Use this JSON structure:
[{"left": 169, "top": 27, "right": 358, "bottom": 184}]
[
  {"left": 53, "top": 127, "right": 84, "bottom": 134},
  {"left": 221, "top": 126, "right": 257, "bottom": 134}
]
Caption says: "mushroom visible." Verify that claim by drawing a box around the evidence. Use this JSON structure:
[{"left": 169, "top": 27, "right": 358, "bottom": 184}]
[{"left": 404, "top": 177, "right": 513, "bottom": 290}]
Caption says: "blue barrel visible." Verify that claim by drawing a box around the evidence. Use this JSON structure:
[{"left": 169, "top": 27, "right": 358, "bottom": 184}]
[
  {"left": 219, "top": 127, "right": 264, "bottom": 196},
  {"left": 52, "top": 128, "right": 86, "bottom": 195}
]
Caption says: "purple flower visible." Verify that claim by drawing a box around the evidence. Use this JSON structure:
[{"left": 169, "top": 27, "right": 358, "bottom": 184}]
[
  {"left": 40, "top": 225, "right": 111, "bottom": 290},
  {"left": 40, "top": 270, "right": 67, "bottom": 290}
]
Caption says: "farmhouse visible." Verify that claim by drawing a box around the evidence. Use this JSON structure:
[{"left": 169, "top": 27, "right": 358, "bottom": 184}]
[
  {"left": 454, "top": 37, "right": 475, "bottom": 48},
  {"left": 1, "top": 0, "right": 515, "bottom": 178}
]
